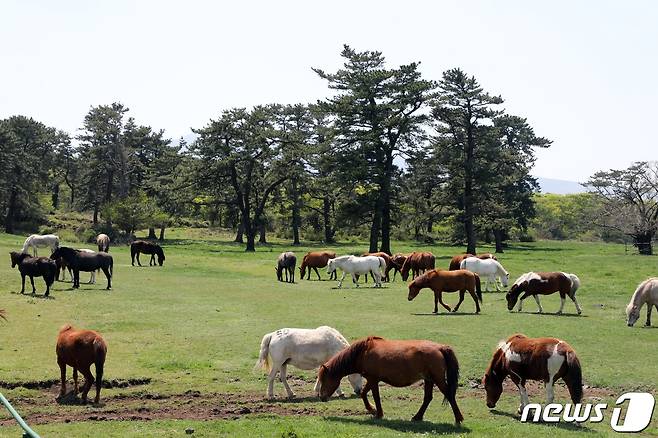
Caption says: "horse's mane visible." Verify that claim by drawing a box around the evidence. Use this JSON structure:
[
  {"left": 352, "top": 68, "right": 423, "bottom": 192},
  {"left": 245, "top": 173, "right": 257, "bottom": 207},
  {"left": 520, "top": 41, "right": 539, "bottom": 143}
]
[
  {"left": 59, "top": 324, "right": 73, "bottom": 334},
  {"left": 325, "top": 336, "right": 381, "bottom": 377},
  {"left": 511, "top": 272, "right": 534, "bottom": 287}
]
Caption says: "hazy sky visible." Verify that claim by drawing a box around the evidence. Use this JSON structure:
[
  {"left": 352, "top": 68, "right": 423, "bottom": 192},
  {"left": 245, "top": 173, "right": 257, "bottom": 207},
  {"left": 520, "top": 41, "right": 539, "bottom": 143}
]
[{"left": 1, "top": 1, "right": 656, "bottom": 181}]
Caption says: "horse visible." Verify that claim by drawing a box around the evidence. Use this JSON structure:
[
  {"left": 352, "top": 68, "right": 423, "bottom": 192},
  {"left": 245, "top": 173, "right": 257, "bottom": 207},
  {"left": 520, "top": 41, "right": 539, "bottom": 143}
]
[
  {"left": 448, "top": 253, "right": 496, "bottom": 271},
  {"left": 317, "top": 336, "right": 463, "bottom": 424},
  {"left": 51, "top": 247, "right": 113, "bottom": 290},
  {"left": 483, "top": 334, "right": 582, "bottom": 414},
  {"left": 626, "top": 278, "right": 658, "bottom": 327},
  {"left": 21, "top": 234, "right": 60, "bottom": 256},
  {"left": 388, "top": 253, "right": 409, "bottom": 281},
  {"left": 56, "top": 249, "right": 97, "bottom": 284},
  {"left": 361, "top": 252, "right": 393, "bottom": 282},
  {"left": 96, "top": 234, "right": 110, "bottom": 252},
  {"left": 408, "top": 269, "right": 482, "bottom": 314},
  {"left": 56, "top": 324, "right": 107, "bottom": 404},
  {"left": 459, "top": 257, "right": 509, "bottom": 291},
  {"left": 130, "top": 240, "right": 165, "bottom": 266},
  {"left": 10, "top": 251, "right": 58, "bottom": 296},
  {"left": 506, "top": 272, "right": 582, "bottom": 314},
  {"left": 276, "top": 251, "right": 297, "bottom": 283},
  {"left": 399, "top": 251, "right": 435, "bottom": 281},
  {"left": 327, "top": 255, "right": 386, "bottom": 288},
  {"left": 254, "top": 326, "right": 362, "bottom": 399},
  {"left": 299, "top": 251, "right": 337, "bottom": 281}
]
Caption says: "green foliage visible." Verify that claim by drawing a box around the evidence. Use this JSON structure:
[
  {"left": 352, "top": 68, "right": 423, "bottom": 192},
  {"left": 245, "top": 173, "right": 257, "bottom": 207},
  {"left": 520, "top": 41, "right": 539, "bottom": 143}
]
[
  {"left": 531, "top": 193, "right": 607, "bottom": 241},
  {"left": 101, "top": 191, "right": 166, "bottom": 236}
]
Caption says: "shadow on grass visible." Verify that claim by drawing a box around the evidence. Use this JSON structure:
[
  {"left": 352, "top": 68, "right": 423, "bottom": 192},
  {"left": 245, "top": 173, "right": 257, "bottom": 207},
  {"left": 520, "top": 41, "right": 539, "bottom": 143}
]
[
  {"left": 324, "top": 415, "right": 469, "bottom": 434},
  {"left": 411, "top": 312, "right": 480, "bottom": 317},
  {"left": 10, "top": 291, "right": 55, "bottom": 300},
  {"left": 56, "top": 390, "right": 105, "bottom": 407},
  {"left": 513, "top": 311, "right": 588, "bottom": 318},
  {"left": 489, "top": 409, "right": 596, "bottom": 433}
]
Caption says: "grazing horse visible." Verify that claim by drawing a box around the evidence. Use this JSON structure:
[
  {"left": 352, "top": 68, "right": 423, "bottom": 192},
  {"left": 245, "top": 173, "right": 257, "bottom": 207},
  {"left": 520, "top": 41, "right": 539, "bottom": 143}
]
[
  {"left": 506, "top": 272, "right": 582, "bottom": 314},
  {"left": 317, "top": 336, "right": 463, "bottom": 424},
  {"left": 131, "top": 240, "right": 165, "bottom": 266},
  {"left": 459, "top": 257, "right": 509, "bottom": 291},
  {"left": 626, "top": 278, "right": 658, "bottom": 327},
  {"left": 51, "top": 247, "right": 113, "bottom": 290},
  {"left": 276, "top": 251, "right": 297, "bottom": 283},
  {"left": 299, "top": 251, "right": 337, "bottom": 281},
  {"left": 254, "top": 326, "right": 362, "bottom": 399},
  {"left": 449, "top": 253, "right": 496, "bottom": 271},
  {"left": 10, "top": 251, "right": 58, "bottom": 296},
  {"left": 408, "top": 269, "right": 482, "bottom": 314},
  {"left": 400, "top": 251, "right": 435, "bottom": 281},
  {"left": 96, "top": 234, "right": 110, "bottom": 252},
  {"left": 361, "top": 252, "right": 393, "bottom": 282},
  {"left": 327, "top": 255, "right": 386, "bottom": 288},
  {"left": 56, "top": 249, "right": 97, "bottom": 284},
  {"left": 56, "top": 324, "right": 107, "bottom": 404},
  {"left": 483, "top": 334, "right": 582, "bottom": 414},
  {"left": 21, "top": 234, "right": 60, "bottom": 256},
  {"left": 388, "top": 253, "right": 409, "bottom": 281}
]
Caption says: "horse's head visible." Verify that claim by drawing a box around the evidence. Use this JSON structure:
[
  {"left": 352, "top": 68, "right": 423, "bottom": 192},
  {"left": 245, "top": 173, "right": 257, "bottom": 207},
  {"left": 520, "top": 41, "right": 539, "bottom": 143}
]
[
  {"left": 317, "top": 364, "right": 341, "bottom": 402},
  {"left": 275, "top": 266, "right": 283, "bottom": 281},
  {"left": 407, "top": 278, "right": 423, "bottom": 301},
  {"left": 626, "top": 303, "right": 641, "bottom": 327},
  {"left": 347, "top": 373, "right": 363, "bottom": 395},
  {"left": 156, "top": 247, "right": 165, "bottom": 266},
  {"left": 400, "top": 258, "right": 411, "bottom": 281},
  {"left": 326, "top": 259, "right": 336, "bottom": 275},
  {"left": 483, "top": 349, "right": 504, "bottom": 408},
  {"left": 299, "top": 264, "right": 306, "bottom": 278},
  {"left": 9, "top": 251, "right": 23, "bottom": 268},
  {"left": 501, "top": 271, "right": 510, "bottom": 287},
  {"left": 506, "top": 282, "right": 525, "bottom": 311}
]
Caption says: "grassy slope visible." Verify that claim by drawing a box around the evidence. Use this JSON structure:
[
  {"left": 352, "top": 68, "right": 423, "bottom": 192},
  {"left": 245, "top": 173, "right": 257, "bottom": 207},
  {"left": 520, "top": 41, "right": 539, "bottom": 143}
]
[{"left": 0, "top": 229, "right": 656, "bottom": 437}]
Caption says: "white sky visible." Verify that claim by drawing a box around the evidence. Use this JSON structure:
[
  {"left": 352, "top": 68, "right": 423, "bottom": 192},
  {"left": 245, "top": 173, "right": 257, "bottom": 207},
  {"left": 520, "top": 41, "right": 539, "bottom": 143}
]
[{"left": 1, "top": 0, "right": 656, "bottom": 182}]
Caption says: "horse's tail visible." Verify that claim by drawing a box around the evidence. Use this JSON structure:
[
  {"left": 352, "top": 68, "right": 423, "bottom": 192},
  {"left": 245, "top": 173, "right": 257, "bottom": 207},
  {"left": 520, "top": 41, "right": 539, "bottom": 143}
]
[
  {"left": 474, "top": 273, "right": 483, "bottom": 303},
  {"left": 109, "top": 256, "right": 114, "bottom": 277},
  {"left": 378, "top": 257, "right": 386, "bottom": 274},
  {"left": 440, "top": 345, "right": 463, "bottom": 422},
  {"left": 568, "top": 274, "right": 580, "bottom": 298},
  {"left": 94, "top": 337, "right": 107, "bottom": 395},
  {"left": 564, "top": 350, "right": 583, "bottom": 404},
  {"left": 253, "top": 332, "right": 273, "bottom": 373},
  {"left": 47, "top": 261, "right": 58, "bottom": 286}
]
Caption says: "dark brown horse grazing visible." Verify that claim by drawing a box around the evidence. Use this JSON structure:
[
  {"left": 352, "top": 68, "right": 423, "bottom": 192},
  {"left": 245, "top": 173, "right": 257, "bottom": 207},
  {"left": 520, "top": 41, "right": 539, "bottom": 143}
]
[
  {"left": 299, "top": 251, "right": 336, "bottom": 280},
  {"left": 51, "top": 247, "right": 113, "bottom": 290},
  {"left": 506, "top": 272, "right": 582, "bottom": 314},
  {"left": 400, "top": 251, "right": 435, "bottom": 281},
  {"left": 408, "top": 269, "right": 482, "bottom": 314},
  {"left": 317, "top": 336, "right": 463, "bottom": 424},
  {"left": 448, "top": 253, "right": 496, "bottom": 271},
  {"left": 10, "top": 251, "right": 58, "bottom": 296},
  {"left": 131, "top": 240, "right": 165, "bottom": 266},
  {"left": 57, "top": 324, "right": 107, "bottom": 404},
  {"left": 483, "top": 334, "right": 582, "bottom": 413}
]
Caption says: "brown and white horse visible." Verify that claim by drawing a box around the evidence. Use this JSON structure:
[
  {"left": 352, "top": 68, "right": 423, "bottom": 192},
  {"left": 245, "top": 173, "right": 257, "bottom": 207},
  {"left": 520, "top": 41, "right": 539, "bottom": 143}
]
[
  {"left": 506, "top": 272, "right": 582, "bottom": 314},
  {"left": 317, "top": 336, "right": 463, "bottom": 424},
  {"left": 408, "top": 269, "right": 482, "bottom": 314},
  {"left": 483, "top": 334, "right": 583, "bottom": 413},
  {"left": 400, "top": 251, "right": 435, "bottom": 281},
  {"left": 299, "top": 251, "right": 337, "bottom": 280}
]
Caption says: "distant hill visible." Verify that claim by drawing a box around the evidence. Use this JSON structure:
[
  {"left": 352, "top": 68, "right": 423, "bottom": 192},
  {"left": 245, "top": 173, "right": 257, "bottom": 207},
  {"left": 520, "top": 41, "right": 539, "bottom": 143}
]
[{"left": 536, "top": 177, "right": 587, "bottom": 194}]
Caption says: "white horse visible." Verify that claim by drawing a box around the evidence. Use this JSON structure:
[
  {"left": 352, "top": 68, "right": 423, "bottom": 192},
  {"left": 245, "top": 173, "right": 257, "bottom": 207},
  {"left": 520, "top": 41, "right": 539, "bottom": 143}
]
[
  {"left": 59, "top": 249, "right": 97, "bottom": 284},
  {"left": 626, "top": 278, "right": 658, "bottom": 327},
  {"left": 254, "top": 326, "right": 363, "bottom": 399},
  {"left": 326, "top": 255, "right": 386, "bottom": 288},
  {"left": 459, "top": 257, "right": 509, "bottom": 291},
  {"left": 22, "top": 234, "right": 60, "bottom": 256}
]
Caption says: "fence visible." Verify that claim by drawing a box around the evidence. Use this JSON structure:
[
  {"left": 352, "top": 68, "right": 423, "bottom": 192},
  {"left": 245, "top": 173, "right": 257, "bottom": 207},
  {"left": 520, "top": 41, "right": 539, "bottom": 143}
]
[{"left": 0, "top": 393, "right": 40, "bottom": 438}]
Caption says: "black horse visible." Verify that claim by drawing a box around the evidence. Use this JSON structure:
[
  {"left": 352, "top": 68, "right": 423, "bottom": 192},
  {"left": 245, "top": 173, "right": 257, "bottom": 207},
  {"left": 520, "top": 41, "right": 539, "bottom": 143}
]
[
  {"left": 131, "top": 240, "right": 165, "bottom": 266},
  {"left": 51, "top": 247, "right": 113, "bottom": 290},
  {"left": 10, "top": 251, "right": 58, "bottom": 296}
]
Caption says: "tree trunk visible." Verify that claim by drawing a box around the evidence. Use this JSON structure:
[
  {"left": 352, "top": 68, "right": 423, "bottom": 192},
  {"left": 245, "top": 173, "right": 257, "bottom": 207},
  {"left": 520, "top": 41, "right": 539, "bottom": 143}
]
[
  {"left": 159, "top": 226, "right": 165, "bottom": 241},
  {"left": 323, "top": 196, "right": 335, "bottom": 243},
  {"left": 148, "top": 227, "right": 157, "bottom": 239},
  {"left": 244, "top": 218, "right": 256, "bottom": 252},
  {"left": 259, "top": 222, "right": 267, "bottom": 244},
  {"left": 93, "top": 203, "right": 99, "bottom": 225},
  {"left": 464, "top": 120, "right": 477, "bottom": 255},
  {"left": 379, "top": 150, "right": 393, "bottom": 255},
  {"left": 494, "top": 229, "right": 505, "bottom": 253},
  {"left": 426, "top": 218, "right": 433, "bottom": 233},
  {"left": 291, "top": 179, "right": 301, "bottom": 245},
  {"left": 369, "top": 205, "right": 381, "bottom": 253},
  {"left": 234, "top": 222, "right": 244, "bottom": 243},
  {"left": 52, "top": 183, "right": 60, "bottom": 210},
  {"left": 4, "top": 189, "right": 17, "bottom": 233},
  {"left": 634, "top": 232, "right": 653, "bottom": 255}
]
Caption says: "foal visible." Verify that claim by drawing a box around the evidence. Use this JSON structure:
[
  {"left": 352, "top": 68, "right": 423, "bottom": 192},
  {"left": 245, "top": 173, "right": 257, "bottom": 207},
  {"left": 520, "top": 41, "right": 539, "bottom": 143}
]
[{"left": 10, "top": 251, "right": 58, "bottom": 296}]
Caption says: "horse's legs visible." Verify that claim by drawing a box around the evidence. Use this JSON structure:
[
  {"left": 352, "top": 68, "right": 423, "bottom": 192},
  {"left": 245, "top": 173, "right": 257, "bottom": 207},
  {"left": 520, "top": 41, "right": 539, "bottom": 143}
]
[
  {"left": 266, "top": 366, "right": 278, "bottom": 399},
  {"left": 370, "top": 382, "right": 383, "bottom": 418},
  {"left": 532, "top": 295, "right": 544, "bottom": 313},
  {"left": 453, "top": 290, "right": 466, "bottom": 312},
  {"left": 646, "top": 304, "right": 653, "bottom": 327},
  {"left": 136, "top": 253, "right": 142, "bottom": 266},
  {"left": 73, "top": 269, "right": 80, "bottom": 289},
  {"left": 435, "top": 291, "right": 451, "bottom": 313},
  {"left": 101, "top": 266, "right": 111, "bottom": 290},
  {"left": 314, "top": 267, "right": 321, "bottom": 281},
  {"left": 557, "top": 292, "right": 566, "bottom": 314},
  {"left": 29, "top": 275, "right": 36, "bottom": 294},
  {"left": 20, "top": 273, "right": 25, "bottom": 294},
  {"left": 360, "top": 380, "right": 376, "bottom": 415},
  {"left": 73, "top": 368, "right": 79, "bottom": 394},
  {"left": 79, "top": 365, "right": 94, "bottom": 403},
  {"left": 569, "top": 294, "right": 583, "bottom": 315},
  {"left": 351, "top": 273, "right": 359, "bottom": 288},
  {"left": 58, "top": 361, "right": 67, "bottom": 397},
  {"left": 412, "top": 379, "right": 434, "bottom": 421},
  {"left": 279, "top": 364, "right": 295, "bottom": 399},
  {"left": 337, "top": 272, "right": 346, "bottom": 288},
  {"left": 468, "top": 288, "right": 481, "bottom": 313},
  {"left": 89, "top": 270, "right": 96, "bottom": 284}
]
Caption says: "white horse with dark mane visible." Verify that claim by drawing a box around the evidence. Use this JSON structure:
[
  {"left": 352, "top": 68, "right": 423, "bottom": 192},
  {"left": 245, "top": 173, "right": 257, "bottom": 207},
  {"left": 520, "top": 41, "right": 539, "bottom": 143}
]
[
  {"left": 22, "top": 234, "right": 60, "bottom": 256},
  {"left": 254, "top": 326, "right": 363, "bottom": 399},
  {"left": 459, "top": 257, "right": 509, "bottom": 291},
  {"left": 626, "top": 278, "right": 658, "bottom": 327},
  {"left": 326, "top": 255, "right": 386, "bottom": 288}
]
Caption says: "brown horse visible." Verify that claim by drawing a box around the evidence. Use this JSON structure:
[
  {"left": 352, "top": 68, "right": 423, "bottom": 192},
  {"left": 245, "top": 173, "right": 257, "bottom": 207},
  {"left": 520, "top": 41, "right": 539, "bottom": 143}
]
[
  {"left": 506, "top": 272, "right": 582, "bottom": 314},
  {"left": 408, "top": 269, "right": 482, "bottom": 314},
  {"left": 388, "top": 253, "right": 409, "bottom": 281},
  {"left": 317, "top": 336, "right": 463, "bottom": 424},
  {"left": 360, "top": 252, "right": 393, "bottom": 282},
  {"left": 448, "top": 253, "right": 496, "bottom": 270},
  {"left": 299, "top": 251, "right": 337, "bottom": 280},
  {"left": 400, "top": 251, "right": 435, "bottom": 281},
  {"left": 483, "top": 334, "right": 582, "bottom": 413},
  {"left": 10, "top": 251, "right": 58, "bottom": 296},
  {"left": 56, "top": 324, "right": 107, "bottom": 404},
  {"left": 131, "top": 240, "right": 165, "bottom": 266}
]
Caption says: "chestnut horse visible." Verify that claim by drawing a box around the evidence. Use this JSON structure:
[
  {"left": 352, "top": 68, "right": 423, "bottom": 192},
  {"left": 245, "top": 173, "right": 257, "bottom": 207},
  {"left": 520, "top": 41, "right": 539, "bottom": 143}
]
[
  {"left": 506, "top": 272, "right": 582, "bottom": 314},
  {"left": 449, "top": 253, "right": 496, "bottom": 271},
  {"left": 10, "top": 251, "right": 58, "bottom": 296},
  {"left": 299, "top": 251, "right": 337, "bottom": 280},
  {"left": 131, "top": 240, "right": 165, "bottom": 266},
  {"left": 483, "top": 334, "right": 582, "bottom": 413},
  {"left": 317, "top": 336, "right": 463, "bottom": 424},
  {"left": 400, "top": 251, "right": 435, "bottom": 281},
  {"left": 388, "top": 253, "right": 409, "bottom": 281},
  {"left": 408, "top": 269, "right": 482, "bottom": 314},
  {"left": 56, "top": 324, "right": 107, "bottom": 404}
]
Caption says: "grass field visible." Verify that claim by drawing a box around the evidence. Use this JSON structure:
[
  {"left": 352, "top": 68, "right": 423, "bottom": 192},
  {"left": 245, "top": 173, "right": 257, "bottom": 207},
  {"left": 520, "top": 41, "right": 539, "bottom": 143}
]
[{"left": 0, "top": 229, "right": 656, "bottom": 437}]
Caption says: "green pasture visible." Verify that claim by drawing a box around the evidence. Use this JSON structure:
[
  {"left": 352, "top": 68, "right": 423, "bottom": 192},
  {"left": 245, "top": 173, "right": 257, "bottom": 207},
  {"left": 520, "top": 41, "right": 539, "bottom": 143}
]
[{"left": 0, "top": 229, "right": 656, "bottom": 437}]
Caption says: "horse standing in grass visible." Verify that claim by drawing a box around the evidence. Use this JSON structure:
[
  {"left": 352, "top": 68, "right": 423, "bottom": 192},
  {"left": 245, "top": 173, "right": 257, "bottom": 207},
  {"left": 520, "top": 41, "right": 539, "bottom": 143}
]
[
  {"left": 483, "top": 334, "right": 582, "bottom": 414},
  {"left": 626, "top": 278, "right": 658, "bottom": 327},
  {"left": 56, "top": 249, "right": 97, "bottom": 283},
  {"left": 130, "top": 240, "right": 165, "bottom": 266},
  {"left": 448, "top": 253, "right": 496, "bottom": 270},
  {"left": 299, "top": 251, "right": 337, "bottom": 280},
  {"left": 459, "top": 257, "right": 509, "bottom": 291},
  {"left": 51, "top": 247, "right": 113, "bottom": 290},
  {"left": 408, "top": 269, "right": 482, "bottom": 314},
  {"left": 254, "top": 326, "right": 362, "bottom": 399},
  {"left": 317, "top": 336, "right": 463, "bottom": 424},
  {"left": 276, "top": 252, "right": 296, "bottom": 283},
  {"left": 399, "top": 251, "right": 435, "bottom": 281},
  {"left": 361, "top": 252, "right": 393, "bottom": 282},
  {"left": 388, "top": 253, "right": 409, "bottom": 281},
  {"left": 21, "top": 234, "right": 60, "bottom": 256},
  {"left": 96, "top": 234, "right": 110, "bottom": 252},
  {"left": 56, "top": 324, "right": 107, "bottom": 404},
  {"left": 10, "top": 251, "right": 58, "bottom": 296},
  {"left": 327, "top": 255, "right": 386, "bottom": 288},
  {"left": 506, "top": 272, "right": 581, "bottom": 314}
]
